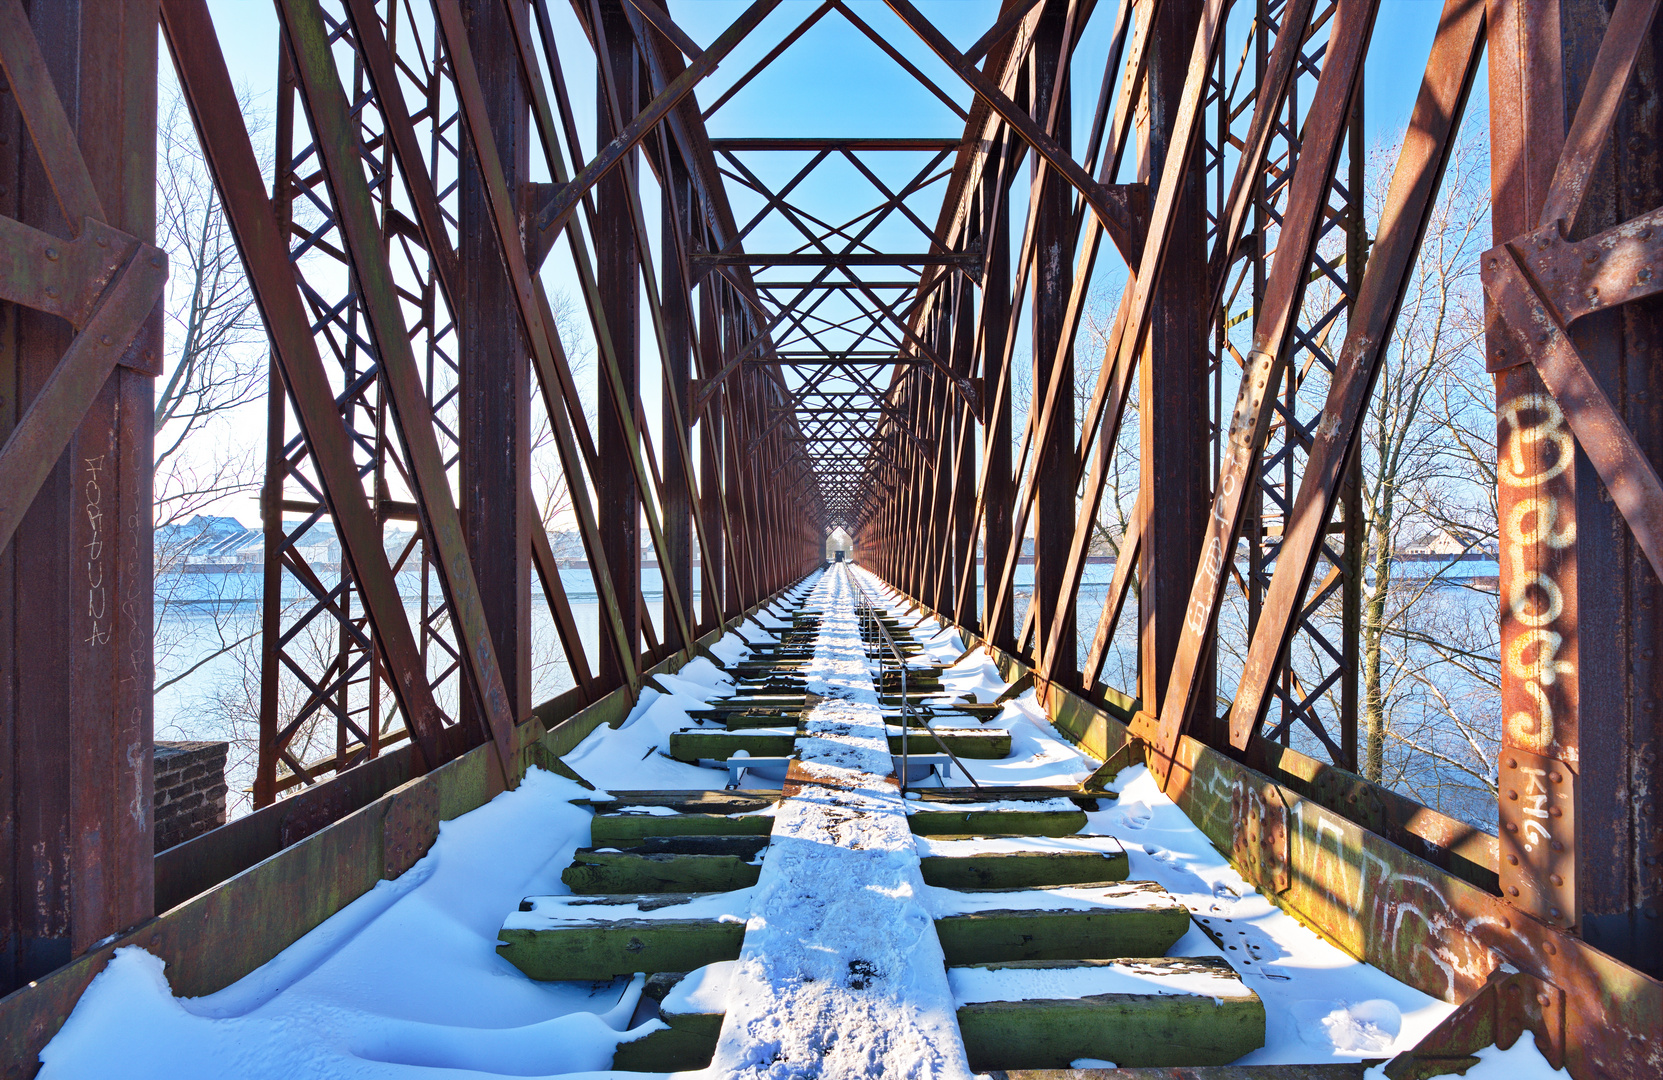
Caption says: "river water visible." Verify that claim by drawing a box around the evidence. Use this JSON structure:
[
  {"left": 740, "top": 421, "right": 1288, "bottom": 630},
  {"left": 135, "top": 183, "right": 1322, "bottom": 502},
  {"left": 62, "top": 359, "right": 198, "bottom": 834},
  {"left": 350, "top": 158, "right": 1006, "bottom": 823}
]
[{"left": 155, "top": 559, "right": 1501, "bottom": 829}]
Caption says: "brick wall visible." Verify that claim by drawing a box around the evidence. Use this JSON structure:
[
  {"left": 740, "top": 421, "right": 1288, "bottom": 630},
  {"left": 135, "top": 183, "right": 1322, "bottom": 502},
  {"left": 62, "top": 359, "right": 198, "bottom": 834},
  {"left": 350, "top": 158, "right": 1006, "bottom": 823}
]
[{"left": 153, "top": 741, "right": 229, "bottom": 852}]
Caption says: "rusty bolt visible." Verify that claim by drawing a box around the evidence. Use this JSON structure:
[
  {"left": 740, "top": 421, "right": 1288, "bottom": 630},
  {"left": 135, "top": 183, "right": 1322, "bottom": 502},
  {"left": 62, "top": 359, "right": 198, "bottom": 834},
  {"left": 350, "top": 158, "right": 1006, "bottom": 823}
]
[
  {"left": 1550, "top": 906, "right": 1562, "bottom": 919},
  {"left": 1507, "top": 757, "right": 1518, "bottom": 769},
  {"left": 45, "top": 247, "right": 58, "bottom": 261},
  {"left": 1545, "top": 941, "right": 1557, "bottom": 955},
  {"left": 1549, "top": 805, "right": 1562, "bottom": 818},
  {"left": 1550, "top": 771, "right": 1562, "bottom": 783},
  {"left": 1507, "top": 854, "right": 1519, "bottom": 865},
  {"left": 1507, "top": 983, "right": 1520, "bottom": 995},
  {"left": 99, "top": 334, "right": 112, "bottom": 347},
  {"left": 1496, "top": 347, "right": 1507, "bottom": 360},
  {"left": 96, "top": 235, "right": 109, "bottom": 248},
  {"left": 1506, "top": 821, "right": 1519, "bottom": 833},
  {"left": 1586, "top": 250, "right": 1600, "bottom": 264},
  {"left": 1500, "top": 916, "right": 1512, "bottom": 929},
  {"left": 1508, "top": 886, "right": 1520, "bottom": 897},
  {"left": 1641, "top": 267, "right": 1654, "bottom": 283},
  {"left": 150, "top": 255, "right": 163, "bottom": 268},
  {"left": 1550, "top": 873, "right": 1564, "bottom": 886},
  {"left": 1588, "top": 287, "right": 1601, "bottom": 304},
  {"left": 1644, "top": 227, "right": 1656, "bottom": 241},
  {"left": 1489, "top": 257, "right": 1499, "bottom": 269},
  {"left": 1552, "top": 840, "right": 1564, "bottom": 852},
  {"left": 44, "top": 286, "right": 57, "bottom": 299},
  {"left": 1538, "top": 993, "right": 1553, "bottom": 1007},
  {"left": 1507, "top": 789, "right": 1519, "bottom": 800}
]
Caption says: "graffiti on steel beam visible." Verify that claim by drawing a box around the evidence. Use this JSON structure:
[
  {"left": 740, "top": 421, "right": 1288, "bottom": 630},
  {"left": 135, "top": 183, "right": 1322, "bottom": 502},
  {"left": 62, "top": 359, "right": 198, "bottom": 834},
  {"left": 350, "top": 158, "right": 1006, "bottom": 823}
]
[{"left": 1497, "top": 393, "right": 1576, "bottom": 751}]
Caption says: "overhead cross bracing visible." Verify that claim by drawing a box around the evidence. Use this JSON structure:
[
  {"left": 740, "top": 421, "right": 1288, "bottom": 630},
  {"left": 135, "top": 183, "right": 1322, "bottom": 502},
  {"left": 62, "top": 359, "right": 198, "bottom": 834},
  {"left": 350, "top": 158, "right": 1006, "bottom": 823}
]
[{"left": 2, "top": 0, "right": 1663, "bottom": 1077}]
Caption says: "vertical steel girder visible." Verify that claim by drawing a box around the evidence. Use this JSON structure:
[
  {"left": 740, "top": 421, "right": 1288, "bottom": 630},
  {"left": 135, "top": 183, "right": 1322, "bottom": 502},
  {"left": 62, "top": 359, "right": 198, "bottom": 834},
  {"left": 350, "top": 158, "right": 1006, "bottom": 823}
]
[
  {"left": 0, "top": 0, "right": 160, "bottom": 995},
  {"left": 1481, "top": 0, "right": 1663, "bottom": 965},
  {"left": 1149, "top": 0, "right": 1375, "bottom": 781},
  {"left": 594, "top": 0, "right": 641, "bottom": 689}
]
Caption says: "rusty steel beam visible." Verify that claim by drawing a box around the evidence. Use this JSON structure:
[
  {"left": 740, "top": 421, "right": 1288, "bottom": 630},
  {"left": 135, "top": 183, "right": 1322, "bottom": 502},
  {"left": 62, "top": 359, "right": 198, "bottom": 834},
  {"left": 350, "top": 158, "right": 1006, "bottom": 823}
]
[
  {"left": 1149, "top": 0, "right": 1377, "bottom": 783},
  {"left": 441, "top": 0, "right": 647, "bottom": 692},
  {"left": 161, "top": 0, "right": 459, "bottom": 777},
  {"left": 274, "top": 0, "right": 522, "bottom": 783},
  {"left": 1227, "top": 0, "right": 1486, "bottom": 756},
  {"left": 525, "top": 0, "right": 781, "bottom": 265},
  {"left": 692, "top": 252, "right": 982, "bottom": 269},
  {"left": 0, "top": 0, "right": 159, "bottom": 995},
  {"left": 883, "top": 0, "right": 1145, "bottom": 265},
  {"left": 458, "top": 0, "right": 535, "bottom": 725},
  {"left": 1483, "top": 0, "right": 1663, "bottom": 969},
  {"left": 1029, "top": 0, "right": 1076, "bottom": 685}
]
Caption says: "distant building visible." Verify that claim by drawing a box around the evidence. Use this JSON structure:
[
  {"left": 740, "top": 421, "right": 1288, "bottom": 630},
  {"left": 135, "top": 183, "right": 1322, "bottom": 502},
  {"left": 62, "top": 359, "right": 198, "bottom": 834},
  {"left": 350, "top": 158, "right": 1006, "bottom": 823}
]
[
  {"left": 156, "top": 515, "right": 262, "bottom": 572},
  {"left": 1398, "top": 527, "right": 1497, "bottom": 560},
  {"left": 158, "top": 514, "right": 344, "bottom": 572}
]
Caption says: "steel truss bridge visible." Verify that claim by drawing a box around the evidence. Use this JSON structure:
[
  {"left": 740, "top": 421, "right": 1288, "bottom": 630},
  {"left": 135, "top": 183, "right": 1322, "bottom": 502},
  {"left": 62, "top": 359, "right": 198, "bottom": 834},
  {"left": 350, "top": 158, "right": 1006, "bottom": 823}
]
[{"left": 0, "top": 0, "right": 1660, "bottom": 1075}]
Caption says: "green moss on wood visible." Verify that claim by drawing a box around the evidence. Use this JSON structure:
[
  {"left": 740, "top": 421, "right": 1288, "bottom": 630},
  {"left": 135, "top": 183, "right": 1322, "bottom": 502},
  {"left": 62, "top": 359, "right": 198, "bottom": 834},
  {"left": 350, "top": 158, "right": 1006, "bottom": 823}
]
[
  {"left": 908, "top": 809, "right": 1088, "bottom": 837},
  {"left": 935, "top": 903, "right": 1189, "bottom": 964},
  {"left": 496, "top": 917, "right": 744, "bottom": 981},
  {"left": 563, "top": 843, "right": 764, "bottom": 894},
  {"left": 588, "top": 812, "right": 773, "bottom": 844},
  {"left": 610, "top": 1025, "right": 719, "bottom": 1071},
  {"left": 957, "top": 959, "right": 1265, "bottom": 1069},
  {"left": 920, "top": 850, "right": 1127, "bottom": 889}
]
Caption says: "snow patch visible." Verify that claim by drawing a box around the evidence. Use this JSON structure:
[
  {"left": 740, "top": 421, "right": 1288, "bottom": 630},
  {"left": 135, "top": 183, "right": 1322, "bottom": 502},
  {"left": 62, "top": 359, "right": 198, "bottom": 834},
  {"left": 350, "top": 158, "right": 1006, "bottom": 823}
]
[
  {"left": 1364, "top": 1031, "right": 1568, "bottom": 1080},
  {"left": 949, "top": 960, "right": 1256, "bottom": 1004},
  {"left": 38, "top": 768, "right": 650, "bottom": 1079}
]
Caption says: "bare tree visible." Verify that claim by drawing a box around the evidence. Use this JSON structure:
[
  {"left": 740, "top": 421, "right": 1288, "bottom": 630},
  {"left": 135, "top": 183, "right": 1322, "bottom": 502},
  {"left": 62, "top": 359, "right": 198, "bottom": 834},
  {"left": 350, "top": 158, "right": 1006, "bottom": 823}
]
[
  {"left": 1349, "top": 128, "right": 1496, "bottom": 814},
  {"left": 1074, "top": 281, "right": 1140, "bottom": 560},
  {"left": 152, "top": 88, "right": 270, "bottom": 703},
  {"left": 154, "top": 89, "right": 267, "bottom": 526},
  {"left": 530, "top": 289, "right": 595, "bottom": 536}
]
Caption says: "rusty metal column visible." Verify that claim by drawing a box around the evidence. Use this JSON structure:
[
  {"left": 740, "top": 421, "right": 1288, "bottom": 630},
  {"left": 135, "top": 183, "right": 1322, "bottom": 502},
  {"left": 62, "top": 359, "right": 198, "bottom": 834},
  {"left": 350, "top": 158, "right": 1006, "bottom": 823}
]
[
  {"left": 458, "top": 0, "right": 531, "bottom": 721},
  {"left": 1031, "top": 0, "right": 1075, "bottom": 677},
  {"left": 595, "top": 0, "right": 639, "bottom": 687},
  {"left": 1489, "top": 0, "right": 1663, "bottom": 971},
  {"left": 951, "top": 274, "right": 977, "bottom": 628},
  {"left": 661, "top": 155, "right": 692, "bottom": 652},
  {"left": 698, "top": 281, "right": 724, "bottom": 629},
  {"left": 983, "top": 153, "right": 1014, "bottom": 651},
  {"left": 722, "top": 304, "right": 744, "bottom": 615},
  {"left": 1137, "top": 0, "right": 1210, "bottom": 716},
  {"left": 0, "top": 0, "right": 157, "bottom": 992},
  {"left": 929, "top": 328, "right": 954, "bottom": 614}
]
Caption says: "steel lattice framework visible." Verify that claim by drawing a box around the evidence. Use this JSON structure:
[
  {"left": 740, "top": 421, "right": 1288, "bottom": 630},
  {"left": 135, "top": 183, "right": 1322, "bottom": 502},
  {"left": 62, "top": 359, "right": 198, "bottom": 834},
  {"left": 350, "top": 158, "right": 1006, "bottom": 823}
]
[{"left": 1, "top": 1, "right": 1662, "bottom": 1077}]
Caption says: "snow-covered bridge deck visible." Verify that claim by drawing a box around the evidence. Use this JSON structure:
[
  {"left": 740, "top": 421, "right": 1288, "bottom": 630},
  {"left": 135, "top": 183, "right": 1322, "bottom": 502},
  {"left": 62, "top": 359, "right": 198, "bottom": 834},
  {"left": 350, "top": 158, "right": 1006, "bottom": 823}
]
[{"left": 40, "top": 564, "right": 1549, "bottom": 1079}]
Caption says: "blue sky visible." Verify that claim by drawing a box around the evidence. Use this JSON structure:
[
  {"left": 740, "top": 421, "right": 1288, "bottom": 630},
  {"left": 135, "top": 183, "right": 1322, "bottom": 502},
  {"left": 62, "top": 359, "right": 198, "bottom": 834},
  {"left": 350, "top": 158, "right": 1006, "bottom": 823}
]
[{"left": 185, "top": 0, "right": 1460, "bottom": 212}]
